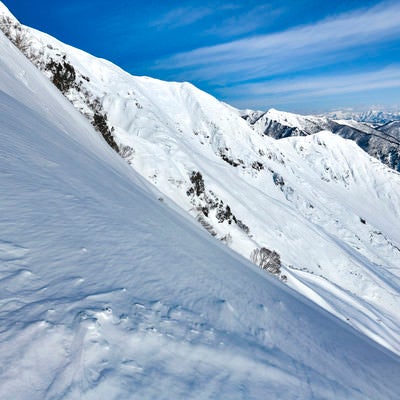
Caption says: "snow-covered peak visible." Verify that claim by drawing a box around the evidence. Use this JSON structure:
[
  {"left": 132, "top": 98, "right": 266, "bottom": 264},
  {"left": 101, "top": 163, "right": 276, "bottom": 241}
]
[
  {"left": 265, "top": 108, "right": 300, "bottom": 127},
  {"left": 263, "top": 108, "right": 330, "bottom": 131}
]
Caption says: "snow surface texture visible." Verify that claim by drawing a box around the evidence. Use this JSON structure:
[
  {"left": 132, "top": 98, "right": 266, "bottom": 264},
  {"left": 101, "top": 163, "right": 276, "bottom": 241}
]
[
  {"left": 2, "top": 26, "right": 400, "bottom": 400},
  {"left": 1, "top": 2, "right": 399, "bottom": 358}
]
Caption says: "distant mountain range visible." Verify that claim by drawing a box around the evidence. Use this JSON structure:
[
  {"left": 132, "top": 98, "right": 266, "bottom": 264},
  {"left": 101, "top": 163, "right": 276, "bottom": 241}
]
[{"left": 322, "top": 109, "right": 400, "bottom": 124}]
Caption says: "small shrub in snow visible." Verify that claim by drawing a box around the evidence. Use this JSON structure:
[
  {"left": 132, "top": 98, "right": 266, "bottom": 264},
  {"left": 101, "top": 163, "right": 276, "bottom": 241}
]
[
  {"left": 119, "top": 145, "right": 134, "bottom": 160},
  {"left": 92, "top": 112, "right": 119, "bottom": 152},
  {"left": 273, "top": 172, "right": 285, "bottom": 187},
  {"left": 189, "top": 171, "right": 205, "bottom": 196},
  {"left": 0, "top": 16, "right": 31, "bottom": 54},
  {"left": 201, "top": 206, "right": 209, "bottom": 217},
  {"left": 197, "top": 214, "right": 217, "bottom": 236},
  {"left": 46, "top": 59, "right": 77, "bottom": 94},
  {"left": 0, "top": 16, "right": 11, "bottom": 35},
  {"left": 252, "top": 161, "right": 264, "bottom": 171},
  {"left": 235, "top": 218, "right": 250, "bottom": 234},
  {"left": 219, "top": 150, "right": 240, "bottom": 167},
  {"left": 216, "top": 205, "right": 233, "bottom": 223},
  {"left": 251, "top": 247, "right": 281, "bottom": 275},
  {"left": 220, "top": 233, "right": 232, "bottom": 246}
]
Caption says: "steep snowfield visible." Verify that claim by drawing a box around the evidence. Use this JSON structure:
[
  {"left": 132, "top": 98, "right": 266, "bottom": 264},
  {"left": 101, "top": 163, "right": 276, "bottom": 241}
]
[
  {"left": 1, "top": 2, "right": 400, "bottom": 357},
  {"left": 3, "top": 29, "right": 400, "bottom": 399}
]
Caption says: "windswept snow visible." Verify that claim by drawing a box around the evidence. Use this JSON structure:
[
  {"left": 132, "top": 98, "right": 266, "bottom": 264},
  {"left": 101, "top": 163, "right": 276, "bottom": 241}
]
[{"left": 1, "top": 28, "right": 400, "bottom": 399}]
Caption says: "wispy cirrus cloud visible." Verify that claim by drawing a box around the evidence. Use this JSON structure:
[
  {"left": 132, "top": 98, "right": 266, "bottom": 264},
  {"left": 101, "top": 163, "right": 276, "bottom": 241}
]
[
  {"left": 146, "top": 2, "right": 283, "bottom": 38},
  {"left": 152, "top": 1, "right": 400, "bottom": 86},
  {"left": 149, "top": 6, "right": 216, "bottom": 29},
  {"left": 222, "top": 67, "right": 400, "bottom": 104},
  {"left": 148, "top": 3, "right": 247, "bottom": 30},
  {"left": 204, "top": 4, "right": 285, "bottom": 38}
]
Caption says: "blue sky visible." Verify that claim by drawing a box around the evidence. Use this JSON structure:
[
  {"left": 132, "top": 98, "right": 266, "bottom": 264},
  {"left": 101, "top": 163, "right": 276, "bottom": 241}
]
[{"left": 6, "top": 0, "right": 400, "bottom": 113}]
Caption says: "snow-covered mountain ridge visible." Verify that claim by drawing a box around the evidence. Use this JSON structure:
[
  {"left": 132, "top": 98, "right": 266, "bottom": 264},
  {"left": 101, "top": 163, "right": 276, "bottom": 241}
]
[
  {"left": 242, "top": 107, "right": 400, "bottom": 172},
  {"left": 1, "top": 2, "right": 400, "bottom": 358}
]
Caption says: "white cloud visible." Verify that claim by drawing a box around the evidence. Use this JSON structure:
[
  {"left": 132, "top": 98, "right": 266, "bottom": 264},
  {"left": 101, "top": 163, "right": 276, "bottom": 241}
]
[
  {"left": 149, "top": 6, "right": 215, "bottom": 29},
  {"left": 219, "top": 67, "right": 400, "bottom": 109},
  {"left": 204, "top": 4, "right": 285, "bottom": 38},
  {"left": 235, "top": 67, "right": 400, "bottom": 96},
  {"left": 148, "top": 3, "right": 243, "bottom": 30},
  {"left": 153, "top": 1, "right": 400, "bottom": 84}
]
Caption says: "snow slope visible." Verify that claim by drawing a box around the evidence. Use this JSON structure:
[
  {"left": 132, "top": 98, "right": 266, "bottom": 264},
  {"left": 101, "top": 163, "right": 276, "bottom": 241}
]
[
  {"left": 2, "top": 27, "right": 400, "bottom": 400},
  {"left": 1, "top": 2, "right": 400, "bottom": 357}
]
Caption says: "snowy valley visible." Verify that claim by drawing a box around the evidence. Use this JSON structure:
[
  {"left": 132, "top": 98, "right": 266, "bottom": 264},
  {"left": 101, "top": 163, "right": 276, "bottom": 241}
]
[{"left": 1, "top": 2, "right": 400, "bottom": 398}]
